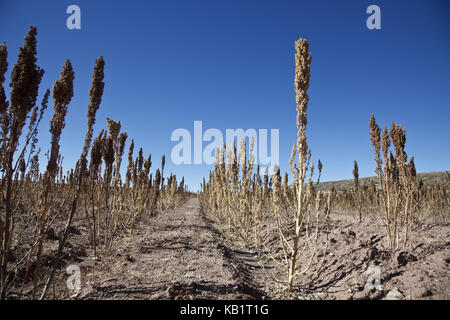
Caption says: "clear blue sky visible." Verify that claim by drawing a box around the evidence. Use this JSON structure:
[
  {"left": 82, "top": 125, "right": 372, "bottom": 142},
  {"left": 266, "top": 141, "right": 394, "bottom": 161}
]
[{"left": 1, "top": 0, "right": 449, "bottom": 191}]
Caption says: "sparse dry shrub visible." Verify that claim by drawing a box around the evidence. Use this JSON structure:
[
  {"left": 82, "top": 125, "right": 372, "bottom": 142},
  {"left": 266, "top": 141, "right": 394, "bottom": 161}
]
[
  {"left": 0, "top": 27, "right": 45, "bottom": 298},
  {"left": 352, "top": 160, "right": 365, "bottom": 222},
  {"left": 368, "top": 114, "right": 423, "bottom": 250},
  {"left": 32, "top": 58, "right": 74, "bottom": 298}
]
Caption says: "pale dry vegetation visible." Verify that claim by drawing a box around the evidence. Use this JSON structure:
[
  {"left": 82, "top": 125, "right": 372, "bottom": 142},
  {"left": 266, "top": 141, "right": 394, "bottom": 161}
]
[
  {"left": 199, "top": 36, "right": 449, "bottom": 295},
  {"left": 200, "top": 38, "right": 334, "bottom": 292},
  {"left": 0, "top": 27, "right": 190, "bottom": 299}
]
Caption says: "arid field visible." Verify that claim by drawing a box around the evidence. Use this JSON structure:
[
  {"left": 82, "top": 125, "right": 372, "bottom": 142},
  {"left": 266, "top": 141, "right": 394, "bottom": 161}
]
[{"left": 0, "top": 27, "right": 448, "bottom": 300}]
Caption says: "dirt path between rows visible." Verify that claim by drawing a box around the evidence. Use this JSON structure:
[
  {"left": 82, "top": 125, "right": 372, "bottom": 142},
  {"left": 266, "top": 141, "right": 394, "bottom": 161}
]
[{"left": 78, "top": 198, "right": 265, "bottom": 299}]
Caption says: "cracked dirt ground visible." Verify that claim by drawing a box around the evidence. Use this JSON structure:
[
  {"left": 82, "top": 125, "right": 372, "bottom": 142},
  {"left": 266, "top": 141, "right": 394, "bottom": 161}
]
[
  {"left": 78, "top": 198, "right": 265, "bottom": 299},
  {"left": 59, "top": 197, "right": 449, "bottom": 300}
]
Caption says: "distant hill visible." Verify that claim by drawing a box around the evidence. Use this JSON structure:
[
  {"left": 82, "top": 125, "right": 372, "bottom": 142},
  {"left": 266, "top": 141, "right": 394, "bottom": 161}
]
[{"left": 316, "top": 171, "right": 449, "bottom": 192}]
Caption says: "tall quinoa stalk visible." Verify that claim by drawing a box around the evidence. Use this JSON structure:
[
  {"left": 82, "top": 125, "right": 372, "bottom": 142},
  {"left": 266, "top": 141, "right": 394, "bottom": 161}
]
[
  {"left": 0, "top": 27, "right": 44, "bottom": 299},
  {"left": 40, "top": 56, "right": 105, "bottom": 299},
  {"left": 32, "top": 59, "right": 74, "bottom": 298},
  {"left": 0, "top": 43, "right": 9, "bottom": 145},
  {"left": 287, "top": 38, "right": 313, "bottom": 291},
  {"left": 353, "top": 160, "right": 363, "bottom": 222}
]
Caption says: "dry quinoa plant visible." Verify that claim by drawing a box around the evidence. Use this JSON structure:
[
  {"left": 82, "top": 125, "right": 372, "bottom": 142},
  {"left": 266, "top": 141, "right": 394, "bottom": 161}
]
[
  {"left": 369, "top": 114, "right": 421, "bottom": 250},
  {"left": 352, "top": 160, "right": 365, "bottom": 222},
  {"left": 84, "top": 129, "right": 105, "bottom": 256},
  {"left": 32, "top": 59, "right": 74, "bottom": 298},
  {"left": 0, "top": 27, "right": 45, "bottom": 298},
  {"left": 234, "top": 137, "right": 255, "bottom": 241},
  {"left": 281, "top": 38, "right": 322, "bottom": 291}
]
